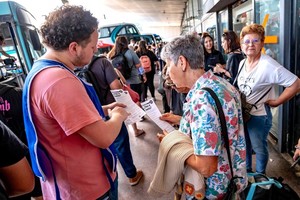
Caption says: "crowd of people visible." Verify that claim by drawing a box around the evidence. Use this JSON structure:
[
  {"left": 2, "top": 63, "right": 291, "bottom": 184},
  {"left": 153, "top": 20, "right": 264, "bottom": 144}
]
[{"left": 1, "top": 4, "right": 300, "bottom": 200}]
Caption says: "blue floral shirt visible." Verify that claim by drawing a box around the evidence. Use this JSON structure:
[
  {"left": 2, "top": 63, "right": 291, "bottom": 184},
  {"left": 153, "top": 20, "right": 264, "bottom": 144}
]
[{"left": 180, "top": 71, "right": 247, "bottom": 199}]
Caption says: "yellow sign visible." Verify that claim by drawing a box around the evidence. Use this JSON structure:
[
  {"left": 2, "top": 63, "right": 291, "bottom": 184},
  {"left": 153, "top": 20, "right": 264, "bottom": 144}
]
[{"left": 262, "top": 14, "right": 278, "bottom": 53}]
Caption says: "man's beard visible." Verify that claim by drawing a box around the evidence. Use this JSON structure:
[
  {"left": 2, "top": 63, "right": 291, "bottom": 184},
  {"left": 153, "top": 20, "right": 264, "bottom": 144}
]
[{"left": 74, "top": 54, "right": 89, "bottom": 67}]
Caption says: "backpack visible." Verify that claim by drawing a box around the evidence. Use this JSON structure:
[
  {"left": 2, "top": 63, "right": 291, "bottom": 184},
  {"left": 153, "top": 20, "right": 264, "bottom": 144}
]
[
  {"left": 111, "top": 50, "right": 131, "bottom": 79},
  {"left": 140, "top": 55, "right": 151, "bottom": 73},
  {"left": 75, "top": 56, "right": 109, "bottom": 105}
]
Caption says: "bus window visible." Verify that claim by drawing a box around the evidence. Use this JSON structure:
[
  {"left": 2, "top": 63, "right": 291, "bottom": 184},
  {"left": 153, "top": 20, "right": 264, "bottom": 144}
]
[
  {"left": 126, "top": 25, "right": 138, "bottom": 34},
  {"left": 99, "top": 26, "right": 117, "bottom": 38},
  {"left": 99, "top": 27, "right": 110, "bottom": 38},
  {"left": 118, "top": 26, "right": 126, "bottom": 35}
]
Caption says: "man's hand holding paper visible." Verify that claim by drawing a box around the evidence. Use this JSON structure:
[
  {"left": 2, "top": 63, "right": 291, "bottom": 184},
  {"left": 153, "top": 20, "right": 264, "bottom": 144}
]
[{"left": 111, "top": 89, "right": 145, "bottom": 125}]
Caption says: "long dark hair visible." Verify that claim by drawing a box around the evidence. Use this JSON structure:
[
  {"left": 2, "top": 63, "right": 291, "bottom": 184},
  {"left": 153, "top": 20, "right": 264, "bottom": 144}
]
[
  {"left": 108, "top": 36, "right": 129, "bottom": 59},
  {"left": 136, "top": 40, "right": 148, "bottom": 55},
  {"left": 222, "top": 30, "right": 241, "bottom": 54},
  {"left": 200, "top": 33, "right": 216, "bottom": 56}
]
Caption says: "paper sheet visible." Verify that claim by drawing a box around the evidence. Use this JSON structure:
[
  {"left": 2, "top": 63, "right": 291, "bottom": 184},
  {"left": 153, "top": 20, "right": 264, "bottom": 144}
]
[
  {"left": 141, "top": 99, "right": 175, "bottom": 133},
  {"left": 111, "top": 89, "right": 146, "bottom": 125}
]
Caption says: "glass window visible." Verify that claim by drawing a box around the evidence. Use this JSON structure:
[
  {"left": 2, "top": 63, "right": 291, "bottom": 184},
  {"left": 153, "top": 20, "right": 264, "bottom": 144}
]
[
  {"left": 99, "top": 26, "right": 117, "bottom": 38},
  {"left": 118, "top": 26, "right": 126, "bottom": 35},
  {"left": 202, "top": 13, "right": 218, "bottom": 48},
  {"left": 202, "top": 13, "right": 216, "bottom": 38},
  {"left": 126, "top": 25, "right": 138, "bottom": 35},
  {"left": 218, "top": 9, "right": 229, "bottom": 54},
  {"left": 219, "top": 9, "right": 228, "bottom": 33},
  {"left": 232, "top": 0, "right": 253, "bottom": 36},
  {"left": 99, "top": 27, "right": 110, "bottom": 38},
  {"left": 0, "top": 24, "right": 19, "bottom": 64},
  {"left": 293, "top": 0, "right": 300, "bottom": 153},
  {"left": 255, "top": 0, "right": 280, "bottom": 61},
  {"left": 255, "top": 0, "right": 280, "bottom": 137}
]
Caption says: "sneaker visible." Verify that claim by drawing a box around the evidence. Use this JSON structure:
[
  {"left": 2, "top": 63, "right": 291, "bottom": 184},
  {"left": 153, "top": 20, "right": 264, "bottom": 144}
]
[{"left": 129, "top": 170, "right": 143, "bottom": 186}]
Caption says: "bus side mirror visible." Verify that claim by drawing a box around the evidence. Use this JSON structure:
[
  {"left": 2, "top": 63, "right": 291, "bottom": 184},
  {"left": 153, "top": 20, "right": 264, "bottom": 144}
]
[{"left": 29, "top": 29, "right": 42, "bottom": 51}]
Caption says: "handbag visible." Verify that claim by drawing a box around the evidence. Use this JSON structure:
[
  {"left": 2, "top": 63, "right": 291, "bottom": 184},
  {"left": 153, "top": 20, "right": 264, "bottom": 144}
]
[
  {"left": 119, "top": 78, "right": 140, "bottom": 103},
  {"left": 240, "top": 92, "right": 255, "bottom": 122},
  {"left": 201, "top": 87, "right": 243, "bottom": 200},
  {"left": 233, "top": 61, "right": 271, "bottom": 122},
  {"left": 243, "top": 173, "right": 300, "bottom": 200},
  {"left": 157, "top": 73, "right": 165, "bottom": 95}
]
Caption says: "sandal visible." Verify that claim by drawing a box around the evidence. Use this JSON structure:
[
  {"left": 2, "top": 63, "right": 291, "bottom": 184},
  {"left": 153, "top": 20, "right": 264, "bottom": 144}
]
[{"left": 134, "top": 129, "right": 145, "bottom": 137}]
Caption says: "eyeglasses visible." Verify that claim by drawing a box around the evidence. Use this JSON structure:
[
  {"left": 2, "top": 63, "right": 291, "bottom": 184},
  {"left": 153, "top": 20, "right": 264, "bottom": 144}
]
[{"left": 243, "top": 38, "right": 261, "bottom": 45}]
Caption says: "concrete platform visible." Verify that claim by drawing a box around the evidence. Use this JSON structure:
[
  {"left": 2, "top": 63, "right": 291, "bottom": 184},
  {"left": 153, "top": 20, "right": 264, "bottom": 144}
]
[{"left": 117, "top": 74, "right": 300, "bottom": 200}]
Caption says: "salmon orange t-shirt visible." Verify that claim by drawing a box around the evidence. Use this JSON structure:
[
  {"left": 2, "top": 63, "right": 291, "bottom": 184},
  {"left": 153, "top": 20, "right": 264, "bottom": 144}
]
[{"left": 30, "top": 67, "right": 116, "bottom": 200}]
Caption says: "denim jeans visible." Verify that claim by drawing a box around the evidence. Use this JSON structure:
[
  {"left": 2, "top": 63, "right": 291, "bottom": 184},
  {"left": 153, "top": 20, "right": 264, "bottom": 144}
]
[
  {"left": 113, "top": 123, "right": 137, "bottom": 178},
  {"left": 245, "top": 105, "right": 272, "bottom": 173}
]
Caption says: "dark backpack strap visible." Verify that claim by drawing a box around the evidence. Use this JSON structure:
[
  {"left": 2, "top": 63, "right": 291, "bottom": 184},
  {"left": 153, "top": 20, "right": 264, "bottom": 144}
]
[
  {"left": 87, "top": 56, "right": 109, "bottom": 105},
  {"left": 123, "top": 49, "right": 131, "bottom": 69},
  {"left": 202, "top": 87, "right": 234, "bottom": 178}
]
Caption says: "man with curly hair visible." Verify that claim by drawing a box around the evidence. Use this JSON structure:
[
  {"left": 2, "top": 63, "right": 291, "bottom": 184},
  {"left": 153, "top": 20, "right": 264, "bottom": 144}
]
[{"left": 22, "top": 5, "right": 128, "bottom": 200}]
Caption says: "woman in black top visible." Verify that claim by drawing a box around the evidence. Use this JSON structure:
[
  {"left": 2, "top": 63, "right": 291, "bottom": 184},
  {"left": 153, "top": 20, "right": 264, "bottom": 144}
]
[
  {"left": 201, "top": 33, "right": 225, "bottom": 72},
  {"left": 213, "top": 30, "right": 245, "bottom": 84},
  {"left": 136, "top": 40, "right": 160, "bottom": 101}
]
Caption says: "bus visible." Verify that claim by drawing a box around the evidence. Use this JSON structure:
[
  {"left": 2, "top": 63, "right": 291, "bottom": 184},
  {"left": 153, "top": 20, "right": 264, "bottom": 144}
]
[{"left": 0, "top": 1, "right": 43, "bottom": 87}]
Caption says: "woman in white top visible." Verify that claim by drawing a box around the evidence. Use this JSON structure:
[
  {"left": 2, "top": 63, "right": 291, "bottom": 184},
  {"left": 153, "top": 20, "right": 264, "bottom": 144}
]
[{"left": 237, "top": 24, "right": 300, "bottom": 174}]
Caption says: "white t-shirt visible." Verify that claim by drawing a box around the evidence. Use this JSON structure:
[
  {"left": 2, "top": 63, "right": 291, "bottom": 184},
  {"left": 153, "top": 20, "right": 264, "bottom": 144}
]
[{"left": 237, "top": 54, "right": 298, "bottom": 116}]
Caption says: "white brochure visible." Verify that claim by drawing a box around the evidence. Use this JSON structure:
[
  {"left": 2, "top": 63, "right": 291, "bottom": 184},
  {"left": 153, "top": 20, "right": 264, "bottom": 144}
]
[
  {"left": 111, "top": 89, "right": 146, "bottom": 125},
  {"left": 141, "top": 99, "right": 175, "bottom": 133}
]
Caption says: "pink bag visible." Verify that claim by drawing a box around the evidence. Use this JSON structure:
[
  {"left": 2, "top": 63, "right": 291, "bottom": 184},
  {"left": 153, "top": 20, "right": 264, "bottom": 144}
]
[{"left": 123, "top": 84, "right": 140, "bottom": 103}]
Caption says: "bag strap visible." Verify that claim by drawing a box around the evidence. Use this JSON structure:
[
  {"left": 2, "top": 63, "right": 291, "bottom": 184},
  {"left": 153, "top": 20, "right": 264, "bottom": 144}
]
[
  {"left": 253, "top": 87, "right": 272, "bottom": 105},
  {"left": 232, "top": 60, "right": 271, "bottom": 106},
  {"left": 246, "top": 173, "right": 282, "bottom": 200},
  {"left": 114, "top": 68, "right": 125, "bottom": 87},
  {"left": 201, "top": 87, "right": 234, "bottom": 178},
  {"left": 232, "top": 60, "right": 246, "bottom": 87}
]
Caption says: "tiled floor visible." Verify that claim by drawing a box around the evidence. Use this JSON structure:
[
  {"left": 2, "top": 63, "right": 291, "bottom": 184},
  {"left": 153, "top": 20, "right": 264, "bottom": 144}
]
[{"left": 117, "top": 74, "right": 300, "bottom": 200}]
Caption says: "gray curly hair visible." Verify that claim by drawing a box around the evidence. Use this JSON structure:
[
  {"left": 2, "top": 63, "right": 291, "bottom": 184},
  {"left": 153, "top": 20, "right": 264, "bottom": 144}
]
[{"left": 160, "top": 34, "right": 204, "bottom": 69}]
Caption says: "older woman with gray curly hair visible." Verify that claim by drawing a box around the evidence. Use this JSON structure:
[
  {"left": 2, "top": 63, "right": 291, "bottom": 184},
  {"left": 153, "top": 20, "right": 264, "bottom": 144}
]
[{"left": 158, "top": 34, "right": 247, "bottom": 199}]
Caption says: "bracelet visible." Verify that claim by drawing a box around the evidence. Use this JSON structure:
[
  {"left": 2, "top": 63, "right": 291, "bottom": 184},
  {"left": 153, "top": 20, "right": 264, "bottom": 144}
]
[{"left": 295, "top": 145, "right": 300, "bottom": 150}]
